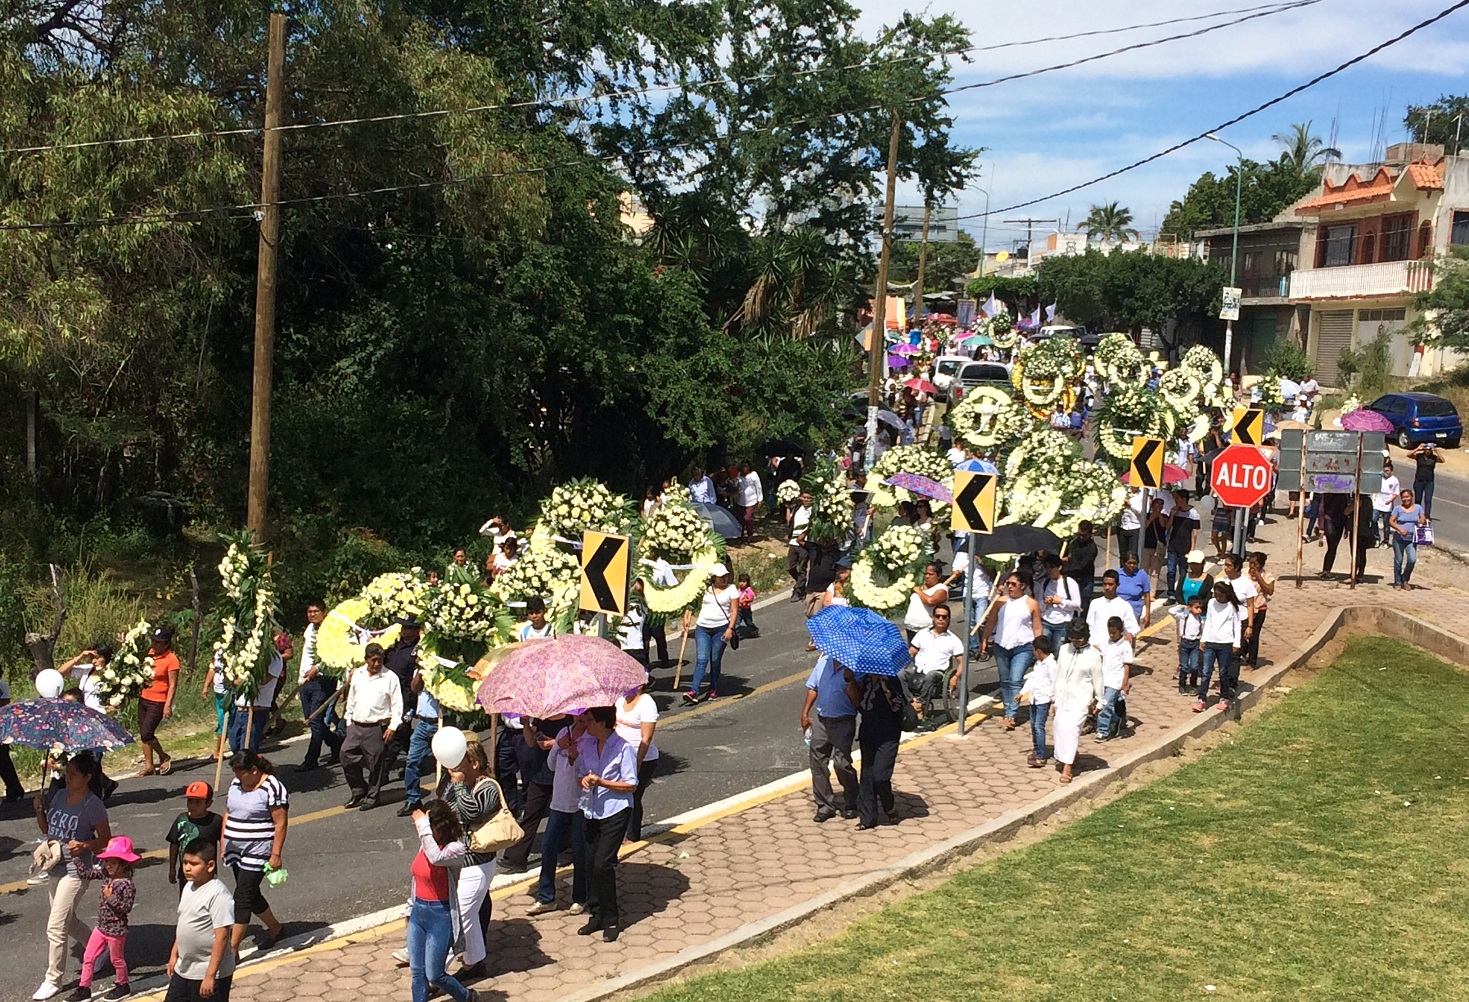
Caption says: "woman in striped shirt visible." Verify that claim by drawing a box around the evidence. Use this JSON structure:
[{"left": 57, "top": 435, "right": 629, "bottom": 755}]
[
  {"left": 222, "top": 750, "right": 288, "bottom": 954},
  {"left": 442, "top": 734, "right": 502, "bottom": 979}
]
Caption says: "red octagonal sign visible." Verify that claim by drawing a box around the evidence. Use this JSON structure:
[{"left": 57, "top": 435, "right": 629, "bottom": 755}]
[{"left": 1211, "top": 444, "right": 1273, "bottom": 509}]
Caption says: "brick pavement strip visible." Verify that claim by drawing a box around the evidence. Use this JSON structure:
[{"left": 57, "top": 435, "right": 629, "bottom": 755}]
[{"left": 148, "top": 530, "right": 1469, "bottom": 1002}]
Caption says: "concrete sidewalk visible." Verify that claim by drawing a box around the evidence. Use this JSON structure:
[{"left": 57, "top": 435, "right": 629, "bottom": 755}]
[{"left": 139, "top": 523, "right": 1469, "bottom": 1002}]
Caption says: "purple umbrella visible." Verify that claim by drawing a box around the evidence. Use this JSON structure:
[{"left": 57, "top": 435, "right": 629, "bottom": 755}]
[
  {"left": 1342, "top": 408, "right": 1394, "bottom": 433},
  {"left": 0, "top": 698, "right": 134, "bottom": 753},
  {"left": 890, "top": 343, "right": 921, "bottom": 356},
  {"left": 886, "top": 354, "right": 911, "bottom": 369},
  {"left": 476, "top": 634, "right": 647, "bottom": 717},
  {"left": 884, "top": 473, "right": 953, "bottom": 503}
]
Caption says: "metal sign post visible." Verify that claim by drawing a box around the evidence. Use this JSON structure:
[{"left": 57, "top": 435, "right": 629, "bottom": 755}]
[
  {"left": 951, "top": 471, "right": 996, "bottom": 738},
  {"left": 958, "top": 531, "right": 977, "bottom": 737}
]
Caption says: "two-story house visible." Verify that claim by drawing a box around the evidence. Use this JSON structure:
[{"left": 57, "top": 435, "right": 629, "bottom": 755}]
[
  {"left": 1196, "top": 219, "right": 1312, "bottom": 375},
  {"left": 1286, "top": 143, "right": 1469, "bottom": 384}
]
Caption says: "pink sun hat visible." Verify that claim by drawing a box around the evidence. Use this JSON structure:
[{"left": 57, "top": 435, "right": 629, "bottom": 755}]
[{"left": 96, "top": 836, "right": 142, "bottom": 864}]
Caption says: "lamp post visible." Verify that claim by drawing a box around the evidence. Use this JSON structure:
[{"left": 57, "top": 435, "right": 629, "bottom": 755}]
[
  {"left": 974, "top": 186, "right": 991, "bottom": 275},
  {"left": 1206, "top": 131, "right": 1244, "bottom": 373}
]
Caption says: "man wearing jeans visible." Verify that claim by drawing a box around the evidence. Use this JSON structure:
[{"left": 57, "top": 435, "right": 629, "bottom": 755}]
[
  {"left": 801, "top": 654, "right": 858, "bottom": 823},
  {"left": 1095, "top": 618, "right": 1133, "bottom": 741},
  {"left": 296, "top": 602, "right": 343, "bottom": 772},
  {"left": 395, "top": 666, "right": 440, "bottom": 817}
]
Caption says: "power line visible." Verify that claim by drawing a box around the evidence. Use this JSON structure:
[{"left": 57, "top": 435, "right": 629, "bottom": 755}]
[
  {"left": 0, "top": 1, "right": 1322, "bottom": 231},
  {"left": 0, "top": 0, "right": 1319, "bottom": 157},
  {"left": 957, "top": 0, "right": 1469, "bottom": 220}
]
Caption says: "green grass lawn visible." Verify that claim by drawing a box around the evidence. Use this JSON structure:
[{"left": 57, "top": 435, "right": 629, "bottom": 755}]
[{"left": 643, "top": 636, "right": 1469, "bottom": 1001}]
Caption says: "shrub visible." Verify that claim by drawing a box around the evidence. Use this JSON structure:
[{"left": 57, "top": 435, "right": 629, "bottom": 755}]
[{"left": 1262, "top": 339, "right": 1311, "bottom": 381}]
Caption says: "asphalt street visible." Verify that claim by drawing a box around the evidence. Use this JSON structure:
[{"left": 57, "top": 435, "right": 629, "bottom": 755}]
[{"left": 0, "top": 579, "right": 1003, "bottom": 1001}]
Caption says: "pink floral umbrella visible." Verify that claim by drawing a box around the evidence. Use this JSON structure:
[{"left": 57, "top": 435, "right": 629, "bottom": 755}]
[
  {"left": 1341, "top": 408, "right": 1394, "bottom": 433},
  {"left": 476, "top": 634, "right": 646, "bottom": 717}
]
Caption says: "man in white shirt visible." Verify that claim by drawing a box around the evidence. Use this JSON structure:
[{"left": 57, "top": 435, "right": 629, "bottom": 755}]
[
  {"left": 787, "top": 491, "right": 812, "bottom": 599},
  {"left": 340, "top": 642, "right": 403, "bottom": 811},
  {"left": 1372, "top": 459, "right": 1400, "bottom": 547},
  {"left": 1085, "top": 570, "right": 1140, "bottom": 649},
  {"left": 1299, "top": 373, "right": 1320, "bottom": 404},
  {"left": 905, "top": 607, "right": 965, "bottom": 710},
  {"left": 734, "top": 460, "right": 764, "bottom": 542},
  {"left": 1119, "top": 489, "right": 1144, "bottom": 562},
  {"left": 689, "top": 466, "right": 716, "bottom": 505}
]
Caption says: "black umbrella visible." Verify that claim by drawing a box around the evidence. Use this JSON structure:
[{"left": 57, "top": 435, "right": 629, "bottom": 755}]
[
  {"left": 757, "top": 439, "right": 807, "bottom": 457},
  {"left": 970, "top": 524, "right": 1063, "bottom": 556},
  {"left": 694, "top": 503, "right": 743, "bottom": 541}
]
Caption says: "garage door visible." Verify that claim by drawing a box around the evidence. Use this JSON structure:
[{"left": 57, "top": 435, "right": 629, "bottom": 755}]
[{"left": 1313, "top": 309, "right": 1354, "bottom": 386}]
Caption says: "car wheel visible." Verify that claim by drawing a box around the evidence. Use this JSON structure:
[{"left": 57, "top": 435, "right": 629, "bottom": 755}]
[
  {"left": 1398, "top": 429, "right": 1413, "bottom": 449},
  {"left": 1448, "top": 438, "right": 1461, "bottom": 449}
]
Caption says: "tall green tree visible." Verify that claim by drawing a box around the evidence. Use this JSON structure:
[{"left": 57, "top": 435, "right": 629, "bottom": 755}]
[
  {"left": 1081, "top": 202, "right": 1139, "bottom": 244},
  {"left": 1404, "top": 94, "right": 1469, "bottom": 149},
  {"left": 1411, "top": 246, "right": 1469, "bottom": 349},
  {"left": 887, "top": 229, "right": 980, "bottom": 288},
  {"left": 1271, "top": 121, "right": 1340, "bottom": 173},
  {"left": 1160, "top": 158, "right": 1317, "bottom": 240}
]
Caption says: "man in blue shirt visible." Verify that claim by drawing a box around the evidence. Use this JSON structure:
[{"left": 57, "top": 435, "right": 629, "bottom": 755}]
[
  {"left": 396, "top": 652, "right": 441, "bottom": 817},
  {"left": 801, "top": 655, "right": 858, "bottom": 822}
]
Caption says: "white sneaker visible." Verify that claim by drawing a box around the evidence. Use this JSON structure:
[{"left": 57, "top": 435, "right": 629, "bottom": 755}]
[
  {"left": 26, "top": 868, "right": 51, "bottom": 886},
  {"left": 568, "top": 902, "right": 585, "bottom": 915},
  {"left": 33, "top": 982, "right": 62, "bottom": 1001},
  {"left": 391, "top": 948, "right": 410, "bottom": 966}
]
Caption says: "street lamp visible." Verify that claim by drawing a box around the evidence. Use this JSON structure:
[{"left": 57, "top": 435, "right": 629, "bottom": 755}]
[
  {"left": 972, "top": 186, "right": 991, "bottom": 275},
  {"left": 1206, "top": 132, "right": 1244, "bottom": 373}
]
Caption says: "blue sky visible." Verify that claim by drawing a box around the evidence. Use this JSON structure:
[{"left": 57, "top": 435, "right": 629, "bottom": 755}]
[{"left": 854, "top": 0, "right": 1469, "bottom": 250}]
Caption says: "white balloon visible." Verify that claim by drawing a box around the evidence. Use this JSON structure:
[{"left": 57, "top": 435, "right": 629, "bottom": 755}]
[
  {"left": 35, "top": 668, "right": 65, "bottom": 699},
  {"left": 431, "top": 726, "right": 468, "bottom": 769}
]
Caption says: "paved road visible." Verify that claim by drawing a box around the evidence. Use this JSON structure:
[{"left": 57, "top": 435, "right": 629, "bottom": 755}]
[{"left": 0, "top": 580, "right": 1005, "bottom": 1001}]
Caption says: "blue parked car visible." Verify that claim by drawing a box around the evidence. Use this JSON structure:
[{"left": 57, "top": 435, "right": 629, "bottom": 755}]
[{"left": 1365, "top": 392, "right": 1462, "bottom": 449}]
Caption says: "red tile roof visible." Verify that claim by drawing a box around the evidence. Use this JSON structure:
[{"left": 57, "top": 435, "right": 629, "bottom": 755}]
[
  {"left": 1406, "top": 161, "right": 1444, "bottom": 190},
  {"left": 1295, "top": 167, "right": 1394, "bottom": 214}
]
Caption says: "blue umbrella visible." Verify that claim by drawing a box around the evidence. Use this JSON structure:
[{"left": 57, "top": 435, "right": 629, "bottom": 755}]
[
  {"left": 806, "top": 606, "right": 910, "bottom": 677},
  {"left": 693, "top": 502, "right": 742, "bottom": 541},
  {"left": 954, "top": 457, "right": 999, "bottom": 475}
]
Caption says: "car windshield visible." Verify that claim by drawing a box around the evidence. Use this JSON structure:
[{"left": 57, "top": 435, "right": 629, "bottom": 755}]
[
  {"left": 936, "top": 359, "right": 964, "bottom": 376},
  {"left": 1416, "top": 397, "right": 1458, "bottom": 418}
]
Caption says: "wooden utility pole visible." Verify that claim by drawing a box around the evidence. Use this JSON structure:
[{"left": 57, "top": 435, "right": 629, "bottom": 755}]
[
  {"left": 912, "top": 201, "right": 931, "bottom": 328},
  {"left": 864, "top": 110, "right": 903, "bottom": 472},
  {"left": 246, "top": 11, "right": 287, "bottom": 538}
]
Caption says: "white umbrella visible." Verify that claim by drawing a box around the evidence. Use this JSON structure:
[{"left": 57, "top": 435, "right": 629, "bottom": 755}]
[{"left": 1278, "top": 378, "right": 1302, "bottom": 399}]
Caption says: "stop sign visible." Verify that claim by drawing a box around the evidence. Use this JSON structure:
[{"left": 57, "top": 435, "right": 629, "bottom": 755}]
[{"left": 1211, "top": 444, "right": 1273, "bottom": 508}]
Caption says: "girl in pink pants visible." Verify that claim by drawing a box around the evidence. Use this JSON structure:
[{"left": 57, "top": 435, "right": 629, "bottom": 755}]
[{"left": 73, "top": 836, "right": 139, "bottom": 1001}]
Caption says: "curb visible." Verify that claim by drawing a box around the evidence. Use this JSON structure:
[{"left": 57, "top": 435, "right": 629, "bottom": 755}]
[{"left": 566, "top": 603, "right": 1463, "bottom": 1002}]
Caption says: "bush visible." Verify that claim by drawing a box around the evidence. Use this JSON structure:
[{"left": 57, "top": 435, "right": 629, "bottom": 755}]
[
  {"left": 1339, "top": 333, "right": 1392, "bottom": 397},
  {"left": 1263, "top": 339, "right": 1311, "bottom": 381}
]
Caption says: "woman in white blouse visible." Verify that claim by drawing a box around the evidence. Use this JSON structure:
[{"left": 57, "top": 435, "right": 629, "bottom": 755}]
[
  {"left": 682, "top": 564, "right": 739, "bottom": 704},
  {"left": 902, "top": 563, "right": 950, "bottom": 642},
  {"left": 614, "top": 675, "right": 659, "bottom": 840}
]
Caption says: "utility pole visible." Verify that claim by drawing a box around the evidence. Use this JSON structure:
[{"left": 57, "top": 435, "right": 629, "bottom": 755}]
[
  {"left": 1003, "top": 217, "right": 1058, "bottom": 269},
  {"left": 865, "top": 110, "right": 903, "bottom": 472},
  {"left": 912, "top": 201, "right": 931, "bottom": 328},
  {"left": 246, "top": 12, "right": 287, "bottom": 538}
]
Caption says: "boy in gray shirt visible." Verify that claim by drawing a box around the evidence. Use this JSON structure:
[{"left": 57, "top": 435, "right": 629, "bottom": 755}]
[{"left": 165, "top": 839, "right": 235, "bottom": 1001}]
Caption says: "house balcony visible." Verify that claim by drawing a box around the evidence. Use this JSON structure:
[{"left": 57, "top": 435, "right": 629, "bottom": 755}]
[{"left": 1289, "top": 259, "right": 1435, "bottom": 302}]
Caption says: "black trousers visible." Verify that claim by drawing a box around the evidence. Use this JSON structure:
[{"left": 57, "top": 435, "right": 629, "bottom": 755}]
[
  {"left": 1242, "top": 609, "right": 1267, "bottom": 665},
  {"left": 645, "top": 620, "right": 669, "bottom": 665},
  {"left": 857, "top": 730, "right": 899, "bottom": 827},
  {"left": 0, "top": 741, "right": 23, "bottom": 798},
  {"left": 630, "top": 757, "right": 659, "bottom": 841},
  {"left": 1322, "top": 524, "right": 1345, "bottom": 574},
  {"left": 501, "top": 781, "right": 553, "bottom": 867},
  {"left": 165, "top": 974, "right": 232, "bottom": 1002},
  {"left": 585, "top": 807, "right": 632, "bottom": 927},
  {"left": 340, "top": 721, "right": 389, "bottom": 803},
  {"left": 495, "top": 725, "right": 523, "bottom": 817}
]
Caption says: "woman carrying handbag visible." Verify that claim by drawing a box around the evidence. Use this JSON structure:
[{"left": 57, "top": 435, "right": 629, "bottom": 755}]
[{"left": 442, "top": 734, "right": 506, "bottom": 980}]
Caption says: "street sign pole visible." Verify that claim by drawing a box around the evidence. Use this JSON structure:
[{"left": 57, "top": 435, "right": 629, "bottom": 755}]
[
  {"left": 1349, "top": 434, "right": 1363, "bottom": 590},
  {"left": 1295, "top": 435, "right": 1308, "bottom": 588},
  {"left": 958, "top": 531, "right": 976, "bottom": 737},
  {"left": 1138, "top": 488, "right": 1149, "bottom": 564}
]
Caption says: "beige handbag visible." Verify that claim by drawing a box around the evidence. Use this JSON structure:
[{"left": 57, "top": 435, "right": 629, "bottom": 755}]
[{"left": 466, "top": 777, "right": 524, "bottom": 854}]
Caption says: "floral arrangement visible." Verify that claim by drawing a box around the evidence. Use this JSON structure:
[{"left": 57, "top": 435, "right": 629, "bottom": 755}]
[
  {"left": 663, "top": 482, "right": 693, "bottom": 506},
  {"left": 1341, "top": 395, "right": 1361, "bottom": 415},
  {"left": 1004, "top": 426, "right": 1080, "bottom": 485},
  {"left": 312, "top": 597, "right": 402, "bottom": 676},
  {"left": 867, "top": 445, "right": 953, "bottom": 516},
  {"left": 539, "top": 478, "right": 633, "bottom": 540},
  {"left": 1093, "top": 381, "right": 1175, "bottom": 460},
  {"left": 641, "top": 499, "right": 719, "bottom": 563},
  {"left": 850, "top": 523, "right": 932, "bottom": 614},
  {"left": 803, "top": 459, "right": 854, "bottom": 544},
  {"left": 98, "top": 619, "right": 155, "bottom": 708},
  {"left": 1158, "top": 367, "right": 1204, "bottom": 413},
  {"left": 416, "top": 642, "right": 481, "bottom": 713},
  {"left": 1050, "top": 460, "right": 1129, "bottom": 536},
  {"left": 1257, "top": 374, "right": 1286, "bottom": 411},
  {"left": 1093, "top": 333, "right": 1145, "bottom": 384},
  {"left": 988, "top": 312, "right": 1018, "bottom": 349},
  {"left": 776, "top": 479, "right": 802, "bottom": 505},
  {"left": 1000, "top": 472, "right": 1065, "bottom": 530},
  {"left": 426, "top": 582, "right": 513, "bottom": 645},
  {"left": 948, "top": 385, "right": 1035, "bottom": 448},
  {"left": 1017, "top": 337, "right": 1083, "bottom": 382},
  {"left": 1180, "top": 344, "right": 1225, "bottom": 387},
  {"left": 492, "top": 534, "right": 581, "bottom": 609},
  {"left": 212, "top": 530, "right": 280, "bottom": 697},
  {"left": 361, "top": 571, "right": 432, "bottom": 626},
  {"left": 642, "top": 544, "right": 722, "bottom": 615}
]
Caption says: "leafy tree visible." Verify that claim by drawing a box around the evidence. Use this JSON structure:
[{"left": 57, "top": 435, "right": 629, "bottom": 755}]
[
  {"left": 886, "top": 229, "right": 979, "bottom": 288},
  {"left": 1404, "top": 95, "right": 1469, "bottom": 149},
  {"left": 1160, "top": 158, "right": 1317, "bottom": 240},
  {"left": 1270, "top": 121, "right": 1339, "bottom": 173},
  {"left": 963, "top": 274, "right": 1039, "bottom": 311},
  {"left": 1035, "top": 249, "right": 1227, "bottom": 352},
  {"left": 1081, "top": 202, "right": 1138, "bottom": 244},
  {"left": 1410, "top": 246, "right": 1469, "bottom": 350}
]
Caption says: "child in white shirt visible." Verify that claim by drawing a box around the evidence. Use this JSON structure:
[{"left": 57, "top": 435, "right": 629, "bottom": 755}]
[
  {"left": 1096, "top": 616, "right": 1134, "bottom": 741},
  {"left": 1173, "top": 595, "right": 1205, "bottom": 694},
  {"left": 1019, "top": 635, "right": 1057, "bottom": 767}
]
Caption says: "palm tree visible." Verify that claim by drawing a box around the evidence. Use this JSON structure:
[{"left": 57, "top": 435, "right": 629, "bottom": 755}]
[
  {"left": 1272, "top": 121, "right": 1340, "bottom": 173},
  {"left": 1081, "top": 202, "right": 1140, "bottom": 244}
]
